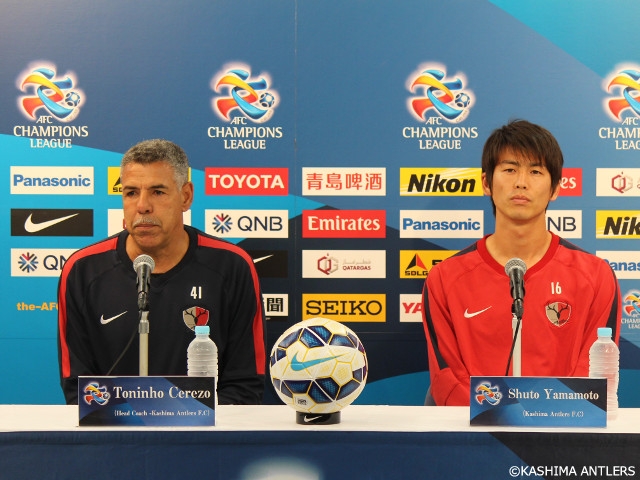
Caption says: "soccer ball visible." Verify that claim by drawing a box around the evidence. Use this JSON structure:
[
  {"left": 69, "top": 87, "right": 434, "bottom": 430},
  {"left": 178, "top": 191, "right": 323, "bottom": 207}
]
[
  {"left": 259, "top": 92, "right": 275, "bottom": 108},
  {"left": 270, "top": 317, "right": 368, "bottom": 414},
  {"left": 64, "top": 91, "right": 81, "bottom": 107},
  {"left": 454, "top": 92, "right": 471, "bottom": 108}
]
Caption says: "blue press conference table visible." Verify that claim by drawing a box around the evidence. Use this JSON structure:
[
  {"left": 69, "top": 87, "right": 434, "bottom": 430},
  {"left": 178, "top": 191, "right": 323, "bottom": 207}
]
[{"left": 1, "top": 405, "right": 639, "bottom": 479}]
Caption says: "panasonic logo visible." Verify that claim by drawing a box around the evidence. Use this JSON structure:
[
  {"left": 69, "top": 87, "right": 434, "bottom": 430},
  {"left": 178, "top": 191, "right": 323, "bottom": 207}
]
[
  {"left": 400, "top": 210, "right": 483, "bottom": 238},
  {"left": 11, "top": 167, "right": 94, "bottom": 194}
]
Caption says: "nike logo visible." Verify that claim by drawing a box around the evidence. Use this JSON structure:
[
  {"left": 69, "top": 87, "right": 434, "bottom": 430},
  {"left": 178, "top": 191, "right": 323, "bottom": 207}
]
[
  {"left": 464, "top": 306, "right": 492, "bottom": 318},
  {"left": 24, "top": 213, "right": 78, "bottom": 233},
  {"left": 100, "top": 311, "right": 128, "bottom": 325},
  {"left": 290, "top": 352, "right": 341, "bottom": 371},
  {"left": 303, "top": 415, "right": 323, "bottom": 423},
  {"left": 253, "top": 255, "right": 273, "bottom": 264}
]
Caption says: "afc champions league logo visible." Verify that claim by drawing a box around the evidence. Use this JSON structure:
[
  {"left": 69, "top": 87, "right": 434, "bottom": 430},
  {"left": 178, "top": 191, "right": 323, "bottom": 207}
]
[
  {"left": 475, "top": 381, "right": 502, "bottom": 406},
  {"left": 16, "top": 62, "right": 84, "bottom": 122},
  {"left": 406, "top": 63, "right": 474, "bottom": 123},
  {"left": 83, "top": 382, "right": 110, "bottom": 406},
  {"left": 603, "top": 64, "right": 640, "bottom": 122},
  {"left": 211, "top": 64, "right": 279, "bottom": 123}
]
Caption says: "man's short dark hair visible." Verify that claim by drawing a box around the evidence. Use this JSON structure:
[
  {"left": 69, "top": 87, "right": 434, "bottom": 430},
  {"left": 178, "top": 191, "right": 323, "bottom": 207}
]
[{"left": 121, "top": 139, "right": 189, "bottom": 187}]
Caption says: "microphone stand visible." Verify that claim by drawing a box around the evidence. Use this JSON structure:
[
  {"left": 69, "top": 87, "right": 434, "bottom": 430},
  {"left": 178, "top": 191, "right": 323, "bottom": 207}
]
[
  {"left": 511, "top": 313, "right": 521, "bottom": 377},
  {"left": 138, "top": 293, "right": 149, "bottom": 377},
  {"left": 506, "top": 299, "right": 523, "bottom": 377}
]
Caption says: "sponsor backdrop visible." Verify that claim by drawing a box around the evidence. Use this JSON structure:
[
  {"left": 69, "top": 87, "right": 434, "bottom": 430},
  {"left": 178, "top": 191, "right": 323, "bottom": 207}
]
[{"left": 1, "top": 0, "right": 640, "bottom": 406}]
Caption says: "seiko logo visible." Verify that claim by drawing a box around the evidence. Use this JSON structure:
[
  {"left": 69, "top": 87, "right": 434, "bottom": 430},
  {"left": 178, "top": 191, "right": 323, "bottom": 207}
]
[
  {"left": 302, "top": 294, "right": 386, "bottom": 322},
  {"left": 205, "top": 167, "right": 288, "bottom": 195}
]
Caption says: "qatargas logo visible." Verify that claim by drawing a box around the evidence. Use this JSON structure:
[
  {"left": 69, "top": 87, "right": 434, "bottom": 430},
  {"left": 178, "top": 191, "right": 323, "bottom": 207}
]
[
  {"left": 403, "top": 63, "right": 478, "bottom": 151},
  {"left": 600, "top": 64, "right": 640, "bottom": 151},
  {"left": 14, "top": 62, "right": 88, "bottom": 148},
  {"left": 302, "top": 250, "right": 386, "bottom": 279},
  {"left": 208, "top": 64, "right": 283, "bottom": 150}
]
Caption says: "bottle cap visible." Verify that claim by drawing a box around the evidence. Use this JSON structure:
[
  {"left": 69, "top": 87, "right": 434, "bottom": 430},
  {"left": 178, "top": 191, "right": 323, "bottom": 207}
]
[
  {"left": 597, "top": 327, "right": 612, "bottom": 337},
  {"left": 195, "top": 325, "right": 210, "bottom": 335}
]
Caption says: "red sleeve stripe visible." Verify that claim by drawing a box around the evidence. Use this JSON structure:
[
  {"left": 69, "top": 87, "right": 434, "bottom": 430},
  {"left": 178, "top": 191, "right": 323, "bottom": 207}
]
[
  {"left": 58, "top": 237, "right": 119, "bottom": 378},
  {"left": 197, "top": 235, "right": 266, "bottom": 375}
]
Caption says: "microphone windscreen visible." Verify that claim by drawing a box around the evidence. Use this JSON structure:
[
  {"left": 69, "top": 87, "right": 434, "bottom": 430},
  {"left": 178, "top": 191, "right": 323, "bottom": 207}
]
[
  {"left": 504, "top": 257, "right": 526, "bottom": 276},
  {"left": 133, "top": 254, "right": 155, "bottom": 273}
]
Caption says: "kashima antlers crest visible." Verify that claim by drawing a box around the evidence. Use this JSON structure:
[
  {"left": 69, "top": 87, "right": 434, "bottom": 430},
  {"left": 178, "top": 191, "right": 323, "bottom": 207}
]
[{"left": 182, "top": 306, "right": 210, "bottom": 330}]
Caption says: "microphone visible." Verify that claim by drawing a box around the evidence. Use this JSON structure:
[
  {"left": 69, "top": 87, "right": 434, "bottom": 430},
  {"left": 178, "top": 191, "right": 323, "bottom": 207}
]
[
  {"left": 133, "top": 254, "right": 155, "bottom": 311},
  {"left": 505, "top": 258, "right": 526, "bottom": 319}
]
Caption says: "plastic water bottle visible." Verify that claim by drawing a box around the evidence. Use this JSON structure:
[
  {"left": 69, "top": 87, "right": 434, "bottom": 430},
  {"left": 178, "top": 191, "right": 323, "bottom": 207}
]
[
  {"left": 588, "top": 327, "right": 619, "bottom": 421},
  {"left": 187, "top": 325, "right": 218, "bottom": 389}
]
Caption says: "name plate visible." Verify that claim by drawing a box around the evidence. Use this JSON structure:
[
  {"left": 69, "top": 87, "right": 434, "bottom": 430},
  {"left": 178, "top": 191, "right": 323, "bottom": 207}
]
[
  {"left": 469, "top": 376, "right": 607, "bottom": 427},
  {"left": 78, "top": 376, "right": 216, "bottom": 426}
]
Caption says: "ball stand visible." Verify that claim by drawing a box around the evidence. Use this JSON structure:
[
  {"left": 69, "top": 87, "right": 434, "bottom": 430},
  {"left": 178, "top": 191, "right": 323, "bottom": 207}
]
[{"left": 296, "top": 411, "right": 341, "bottom": 425}]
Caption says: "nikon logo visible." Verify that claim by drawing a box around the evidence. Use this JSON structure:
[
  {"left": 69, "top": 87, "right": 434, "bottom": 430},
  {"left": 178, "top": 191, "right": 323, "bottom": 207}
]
[
  {"left": 400, "top": 168, "right": 482, "bottom": 196},
  {"left": 596, "top": 211, "right": 640, "bottom": 239},
  {"left": 302, "top": 294, "right": 386, "bottom": 322}
]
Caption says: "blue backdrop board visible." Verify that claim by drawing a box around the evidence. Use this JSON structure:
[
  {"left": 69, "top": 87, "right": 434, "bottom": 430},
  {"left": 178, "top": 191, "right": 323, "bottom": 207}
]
[{"left": 1, "top": 0, "right": 639, "bottom": 406}]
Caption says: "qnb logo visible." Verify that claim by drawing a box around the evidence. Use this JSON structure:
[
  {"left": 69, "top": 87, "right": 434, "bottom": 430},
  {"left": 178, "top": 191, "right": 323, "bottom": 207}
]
[
  {"left": 83, "top": 382, "right": 111, "bottom": 406},
  {"left": 18, "top": 65, "right": 83, "bottom": 122},
  {"left": 212, "top": 67, "right": 278, "bottom": 123},
  {"left": 17, "top": 252, "right": 38, "bottom": 273},
  {"left": 407, "top": 65, "right": 473, "bottom": 123},
  {"left": 212, "top": 213, "right": 233, "bottom": 234},
  {"left": 11, "top": 249, "right": 74, "bottom": 277},
  {"left": 474, "top": 382, "right": 502, "bottom": 406},
  {"left": 205, "top": 210, "right": 288, "bottom": 239},
  {"left": 604, "top": 67, "right": 640, "bottom": 121}
]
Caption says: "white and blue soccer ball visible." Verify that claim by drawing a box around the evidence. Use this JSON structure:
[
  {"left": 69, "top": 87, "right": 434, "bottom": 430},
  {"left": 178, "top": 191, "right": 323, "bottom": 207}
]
[
  {"left": 454, "top": 92, "right": 471, "bottom": 108},
  {"left": 64, "top": 91, "right": 81, "bottom": 107},
  {"left": 270, "top": 317, "right": 368, "bottom": 414},
  {"left": 259, "top": 92, "right": 275, "bottom": 108}
]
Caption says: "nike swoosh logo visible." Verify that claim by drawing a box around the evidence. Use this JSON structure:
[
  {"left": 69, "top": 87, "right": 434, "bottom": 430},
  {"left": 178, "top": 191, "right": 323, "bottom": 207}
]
[
  {"left": 253, "top": 255, "right": 273, "bottom": 263},
  {"left": 100, "top": 311, "right": 128, "bottom": 325},
  {"left": 304, "top": 416, "right": 322, "bottom": 423},
  {"left": 290, "top": 352, "right": 341, "bottom": 371},
  {"left": 24, "top": 213, "right": 78, "bottom": 233},
  {"left": 464, "top": 306, "right": 492, "bottom": 318}
]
